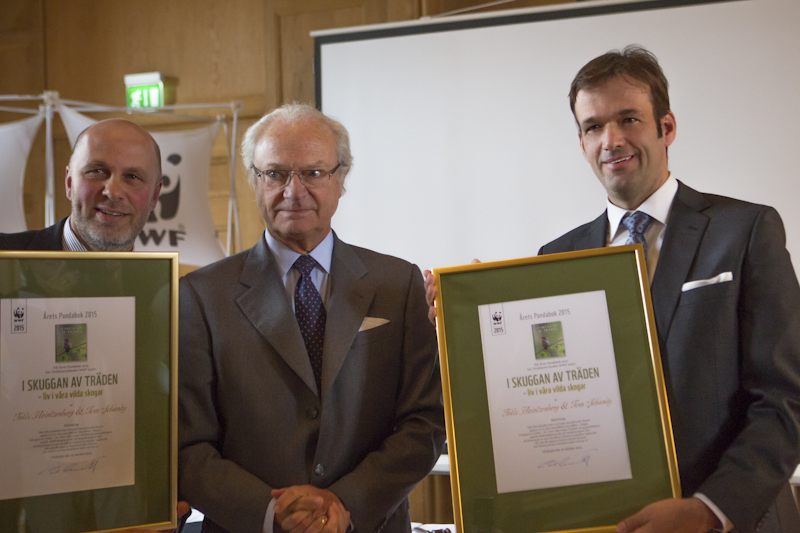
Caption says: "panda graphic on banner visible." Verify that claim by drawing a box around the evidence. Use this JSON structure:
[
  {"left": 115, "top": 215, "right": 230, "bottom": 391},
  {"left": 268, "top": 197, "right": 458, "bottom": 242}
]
[
  {"left": 141, "top": 127, "right": 225, "bottom": 266},
  {"left": 141, "top": 153, "right": 185, "bottom": 247},
  {"left": 58, "top": 105, "right": 225, "bottom": 267}
]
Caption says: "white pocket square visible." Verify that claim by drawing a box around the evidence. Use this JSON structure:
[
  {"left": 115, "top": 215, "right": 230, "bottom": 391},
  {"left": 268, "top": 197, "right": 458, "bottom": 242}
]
[
  {"left": 681, "top": 272, "right": 733, "bottom": 292},
  {"left": 359, "top": 317, "right": 390, "bottom": 332}
]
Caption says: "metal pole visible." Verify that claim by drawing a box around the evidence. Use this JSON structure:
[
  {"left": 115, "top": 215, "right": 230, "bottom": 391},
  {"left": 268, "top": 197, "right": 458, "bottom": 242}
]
[{"left": 43, "top": 91, "right": 59, "bottom": 227}]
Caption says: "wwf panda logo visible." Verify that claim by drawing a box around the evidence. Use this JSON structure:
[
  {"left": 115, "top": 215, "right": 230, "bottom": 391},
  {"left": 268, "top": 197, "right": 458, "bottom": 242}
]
[{"left": 148, "top": 153, "right": 182, "bottom": 222}]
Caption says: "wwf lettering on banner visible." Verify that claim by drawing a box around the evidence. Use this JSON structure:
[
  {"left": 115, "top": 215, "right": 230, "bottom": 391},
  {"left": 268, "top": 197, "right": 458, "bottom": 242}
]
[
  {"left": 138, "top": 152, "right": 186, "bottom": 248},
  {"left": 490, "top": 304, "right": 506, "bottom": 336},
  {"left": 11, "top": 299, "right": 26, "bottom": 334}
]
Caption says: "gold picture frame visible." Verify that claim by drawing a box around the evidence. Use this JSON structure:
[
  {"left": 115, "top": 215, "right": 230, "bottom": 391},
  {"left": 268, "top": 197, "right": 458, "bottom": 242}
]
[
  {"left": 433, "top": 245, "right": 679, "bottom": 533},
  {"left": 0, "top": 251, "right": 179, "bottom": 533}
]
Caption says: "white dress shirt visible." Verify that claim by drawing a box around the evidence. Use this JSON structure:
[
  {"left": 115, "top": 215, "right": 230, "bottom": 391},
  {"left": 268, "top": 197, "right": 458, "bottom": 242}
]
[
  {"left": 606, "top": 174, "right": 677, "bottom": 282},
  {"left": 264, "top": 230, "right": 333, "bottom": 309}
]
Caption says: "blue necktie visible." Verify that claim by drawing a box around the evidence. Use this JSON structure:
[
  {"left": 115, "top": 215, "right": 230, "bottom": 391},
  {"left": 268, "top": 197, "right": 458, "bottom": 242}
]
[
  {"left": 623, "top": 211, "right": 653, "bottom": 259},
  {"left": 293, "top": 255, "right": 326, "bottom": 392}
]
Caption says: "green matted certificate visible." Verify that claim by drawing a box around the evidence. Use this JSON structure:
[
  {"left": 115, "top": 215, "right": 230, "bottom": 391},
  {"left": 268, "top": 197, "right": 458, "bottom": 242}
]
[
  {"left": 0, "top": 251, "right": 178, "bottom": 533},
  {"left": 433, "top": 245, "right": 679, "bottom": 533}
]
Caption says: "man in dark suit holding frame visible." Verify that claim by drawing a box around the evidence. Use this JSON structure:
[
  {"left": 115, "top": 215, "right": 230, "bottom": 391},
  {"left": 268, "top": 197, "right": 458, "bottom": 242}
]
[
  {"left": 0, "top": 118, "right": 163, "bottom": 252},
  {"left": 537, "top": 46, "right": 800, "bottom": 533},
  {"left": 0, "top": 118, "right": 190, "bottom": 532},
  {"left": 420, "top": 45, "right": 800, "bottom": 533}
]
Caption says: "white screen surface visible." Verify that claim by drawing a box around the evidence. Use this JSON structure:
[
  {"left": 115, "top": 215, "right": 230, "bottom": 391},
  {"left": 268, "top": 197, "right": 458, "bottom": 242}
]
[{"left": 318, "top": 0, "right": 800, "bottom": 272}]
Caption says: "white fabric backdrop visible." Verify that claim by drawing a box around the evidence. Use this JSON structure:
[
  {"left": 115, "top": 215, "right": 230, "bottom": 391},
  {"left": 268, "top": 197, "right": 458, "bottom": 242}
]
[
  {"left": 0, "top": 115, "right": 44, "bottom": 233},
  {"left": 59, "top": 106, "right": 225, "bottom": 266}
]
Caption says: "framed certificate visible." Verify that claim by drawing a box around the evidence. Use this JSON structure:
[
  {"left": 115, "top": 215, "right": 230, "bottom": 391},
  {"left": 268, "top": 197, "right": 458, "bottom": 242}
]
[
  {"left": 433, "top": 245, "right": 679, "bottom": 533},
  {"left": 0, "top": 252, "right": 179, "bottom": 533}
]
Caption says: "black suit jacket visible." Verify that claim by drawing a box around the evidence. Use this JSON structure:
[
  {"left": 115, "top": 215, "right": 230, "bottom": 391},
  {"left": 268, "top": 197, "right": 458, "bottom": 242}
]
[
  {"left": 540, "top": 182, "right": 800, "bottom": 533},
  {"left": 0, "top": 218, "right": 66, "bottom": 251}
]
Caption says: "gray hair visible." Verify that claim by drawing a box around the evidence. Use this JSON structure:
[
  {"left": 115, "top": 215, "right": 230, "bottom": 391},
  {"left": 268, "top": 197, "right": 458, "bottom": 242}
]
[{"left": 241, "top": 103, "right": 353, "bottom": 189}]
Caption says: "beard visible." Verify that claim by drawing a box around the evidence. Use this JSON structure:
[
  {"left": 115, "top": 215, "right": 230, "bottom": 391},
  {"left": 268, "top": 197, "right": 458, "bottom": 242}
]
[{"left": 70, "top": 202, "right": 144, "bottom": 252}]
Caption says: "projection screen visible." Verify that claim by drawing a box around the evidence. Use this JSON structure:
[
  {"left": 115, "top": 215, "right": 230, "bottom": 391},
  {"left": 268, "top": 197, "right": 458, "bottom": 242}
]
[{"left": 315, "top": 0, "right": 800, "bottom": 273}]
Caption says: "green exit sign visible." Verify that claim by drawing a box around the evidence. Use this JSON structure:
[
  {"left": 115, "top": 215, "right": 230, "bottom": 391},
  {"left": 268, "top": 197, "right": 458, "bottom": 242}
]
[
  {"left": 127, "top": 83, "right": 163, "bottom": 108},
  {"left": 124, "top": 72, "right": 175, "bottom": 108}
]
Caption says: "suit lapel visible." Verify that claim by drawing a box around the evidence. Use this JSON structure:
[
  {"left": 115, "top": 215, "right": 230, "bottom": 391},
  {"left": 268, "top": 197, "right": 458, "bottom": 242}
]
[
  {"left": 578, "top": 212, "right": 608, "bottom": 250},
  {"left": 650, "top": 182, "right": 710, "bottom": 342},
  {"left": 320, "top": 235, "right": 374, "bottom": 398},
  {"left": 30, "top": 218, "right": 68, "bottom": 250},
  {"left": 236, "top": 238, "right": 319, "bottom": 395}
]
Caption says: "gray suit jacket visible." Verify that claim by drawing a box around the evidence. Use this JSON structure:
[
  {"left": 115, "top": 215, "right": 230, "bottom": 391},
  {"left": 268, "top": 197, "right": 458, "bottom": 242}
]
[
  {"left": 540, "top": 182, "right": 800, "bottom": 533},
  {"left": 178, "top": 234, "right": 446, "bottom": 533}
]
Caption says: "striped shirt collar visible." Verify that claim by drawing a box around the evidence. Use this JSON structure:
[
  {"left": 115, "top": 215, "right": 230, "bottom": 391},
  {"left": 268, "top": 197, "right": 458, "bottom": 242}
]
[{"left": 62, "top": 217, "right": 89, "bottom": 252}]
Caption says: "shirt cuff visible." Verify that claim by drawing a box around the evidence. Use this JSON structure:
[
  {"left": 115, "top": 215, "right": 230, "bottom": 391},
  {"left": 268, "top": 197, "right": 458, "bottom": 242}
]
[
  {"left": 263, "top": 498, "right": 277, "bottom": 533},
  {"left": 693, "top": 493, "right": 733, "bottom": 533}
]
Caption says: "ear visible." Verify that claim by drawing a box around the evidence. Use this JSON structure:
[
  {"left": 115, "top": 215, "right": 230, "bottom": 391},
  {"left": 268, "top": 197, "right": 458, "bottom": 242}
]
[
  {"left": 661, "top": 111, "right": 677, "bottom": 148},
  {"left": 578, "top": 131, "right": 590, "bottom": 162},
  {"left": 336, "top": 169, "right": 348, "bottom": 198},
  {"left": 149, "top": 179, "right": 163, "bottom": 210},
  {"left": 65, "top": 166, "right": 73, "bottom": 200}
]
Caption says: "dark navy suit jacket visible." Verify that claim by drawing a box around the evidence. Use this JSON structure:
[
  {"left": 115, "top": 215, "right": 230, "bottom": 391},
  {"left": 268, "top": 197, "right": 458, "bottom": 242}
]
[
  {"left": 0, "top": 218, "right": 66, "bottom": 251},
  {"left": 540, "top": 182, "right": 800, "bottom": 533}
]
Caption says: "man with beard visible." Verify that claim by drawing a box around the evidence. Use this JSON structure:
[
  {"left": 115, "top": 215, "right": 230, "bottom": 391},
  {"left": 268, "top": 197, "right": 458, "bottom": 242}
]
[
  {"left": 0, "top": 118, "right": 162, "bottom": 251},
  {"left": 0, "top": 118, "right": 189, "bottom": 532}
]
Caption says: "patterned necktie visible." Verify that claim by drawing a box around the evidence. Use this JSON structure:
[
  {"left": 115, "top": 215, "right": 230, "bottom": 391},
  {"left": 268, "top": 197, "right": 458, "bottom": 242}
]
[
  {"left": 293, "top": 255, "right": 326, "bottom": 392},
  {"left": 623, "top": 211, "right": 654, "bottom": 258}
]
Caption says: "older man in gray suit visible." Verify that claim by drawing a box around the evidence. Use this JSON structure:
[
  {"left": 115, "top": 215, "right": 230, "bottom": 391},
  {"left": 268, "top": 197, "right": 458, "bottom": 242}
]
[{"left": 178, "top": 104, "right": 445, "bottom": 533}]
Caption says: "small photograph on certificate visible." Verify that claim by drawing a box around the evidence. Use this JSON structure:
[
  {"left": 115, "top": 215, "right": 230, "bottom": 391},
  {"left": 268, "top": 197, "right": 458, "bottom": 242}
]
[
  {"left": 478, "top": 290, "right": 632, "bottom": 494},
  {"left": 55, "top": 323, "right": 88, "bottom": 363},
  {"left": 533, "top": 321, "right": 565, "bottom": 359},
  {"left": 0, "top": 297, "right": 136, "bottom": 501}
]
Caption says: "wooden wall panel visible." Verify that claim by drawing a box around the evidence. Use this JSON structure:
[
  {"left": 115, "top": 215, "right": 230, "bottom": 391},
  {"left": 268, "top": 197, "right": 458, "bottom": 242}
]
[
  {"left": 0, "top": 0, "right": 44, "bottom": 97},
  {"left": 278, "top": 6, "right": 364, "bottom": 105},
  {"left": 272, "top": 0, "right": 420, "bottom": 106},
  {"left": 36, "top": 0, "right": 273, "bottom": 248},
  {"left": 0, "top": 0, "right": 46, "bottom": 230},
  {"left": 43, "top": 0, "right": 268, "bottom": 107}
]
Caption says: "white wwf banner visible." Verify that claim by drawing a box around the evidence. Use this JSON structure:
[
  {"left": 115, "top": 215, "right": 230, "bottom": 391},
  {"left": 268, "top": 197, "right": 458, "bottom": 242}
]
[
  {"left": 0, "top": 115, "right": 44, "bottom": 233},
  {"left": 59, "top": 106, "right": 225, "bottom": 266}
]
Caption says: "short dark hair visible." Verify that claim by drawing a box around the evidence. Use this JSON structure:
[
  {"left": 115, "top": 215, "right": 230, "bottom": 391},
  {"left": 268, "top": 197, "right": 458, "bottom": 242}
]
[{"left": 569, "top": 45, "right": 670, "bottom": 137}]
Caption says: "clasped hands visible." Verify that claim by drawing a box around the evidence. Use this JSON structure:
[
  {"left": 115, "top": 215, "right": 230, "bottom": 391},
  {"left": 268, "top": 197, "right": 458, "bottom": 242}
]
[{"left": 273, "top": 485, "right": 349, "bottom": 533}]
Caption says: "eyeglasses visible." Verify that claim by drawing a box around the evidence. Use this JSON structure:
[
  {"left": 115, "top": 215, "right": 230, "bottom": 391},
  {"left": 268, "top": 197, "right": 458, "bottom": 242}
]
[{"left": 251, "top": 163, "right": 341, "bottom": 190}]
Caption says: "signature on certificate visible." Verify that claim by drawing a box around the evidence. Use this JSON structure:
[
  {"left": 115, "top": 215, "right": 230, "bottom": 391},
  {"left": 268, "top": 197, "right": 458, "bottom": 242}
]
[
  {"left": 537, "top": 449, "right": 596, "bottom": 469},
  {"left": 39, "top": 457, "right": 103, "bottom": 475}
]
